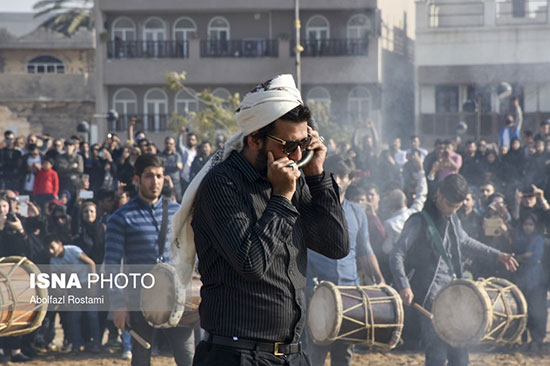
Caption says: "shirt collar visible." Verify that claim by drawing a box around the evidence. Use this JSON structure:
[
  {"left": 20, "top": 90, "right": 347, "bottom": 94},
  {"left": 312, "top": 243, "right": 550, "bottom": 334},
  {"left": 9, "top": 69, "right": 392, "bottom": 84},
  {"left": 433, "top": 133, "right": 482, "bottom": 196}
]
[
  {"left": 134, "top": 194, "right": 163, "bottom": 210},
  {"left": 229, "top": 151, "right": 262, "bottom": 183}
]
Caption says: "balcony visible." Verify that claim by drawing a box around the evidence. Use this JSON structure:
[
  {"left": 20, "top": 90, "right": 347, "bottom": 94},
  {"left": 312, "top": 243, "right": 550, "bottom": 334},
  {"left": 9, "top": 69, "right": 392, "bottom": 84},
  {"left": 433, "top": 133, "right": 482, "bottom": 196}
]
[
  {"left": 200, "top": 39, "right": 278, "bottom": 58},
  {"left": 421, "top": 0, "right": 549, "bottom": 28},
  {"left": 107, "top": 40, "right": 189, "bottom": 59},
  {"left": 109, "top": 114, "right": 171, "bottom": 132},
  {"left": 294, "top": 38, "right": 369, "bottom": 57}
]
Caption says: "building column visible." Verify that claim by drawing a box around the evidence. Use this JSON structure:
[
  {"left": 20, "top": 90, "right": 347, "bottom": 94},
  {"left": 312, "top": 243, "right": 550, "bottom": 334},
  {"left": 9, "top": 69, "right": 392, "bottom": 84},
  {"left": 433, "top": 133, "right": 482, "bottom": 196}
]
[{"left": 484, "top": 0, "right": 496, "bottom": 27}]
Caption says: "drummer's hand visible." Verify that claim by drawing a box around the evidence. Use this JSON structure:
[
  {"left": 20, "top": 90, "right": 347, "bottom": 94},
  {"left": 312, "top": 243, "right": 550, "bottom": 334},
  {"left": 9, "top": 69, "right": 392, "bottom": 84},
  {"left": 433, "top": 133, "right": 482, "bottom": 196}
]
[
  {"left": 399, "top": 288, "right": 414, "bottom": 307},
  {"left": 498, "top": 252, "right": 518, "bottom": 272},
  {"left": 114, "top": 309, "right": 130, "bottom": 331}
]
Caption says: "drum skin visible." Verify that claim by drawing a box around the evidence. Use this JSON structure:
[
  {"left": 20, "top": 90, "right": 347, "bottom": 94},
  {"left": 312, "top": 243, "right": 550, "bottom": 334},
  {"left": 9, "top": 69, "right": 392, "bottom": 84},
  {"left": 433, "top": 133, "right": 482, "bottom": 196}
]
[
  {"left": 307, "top": 281, "right": 403, "bottom": 351},
  {"left": 432, "top": 277, "right": 527, "bottom": 348},
  {"left": 0, "top": 256, "right": 48, "bottom": 337},
  {"left": 141, "top": 263, "right": 201, "bottom": 328}
]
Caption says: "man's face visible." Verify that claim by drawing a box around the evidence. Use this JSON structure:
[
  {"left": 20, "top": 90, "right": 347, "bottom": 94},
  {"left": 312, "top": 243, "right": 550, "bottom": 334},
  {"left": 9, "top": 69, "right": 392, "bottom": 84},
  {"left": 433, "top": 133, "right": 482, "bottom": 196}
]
[
  {"left": 463, "top": 193, "right": 475, "bottom": 210},
  {"left": 367, "top": 188, "right": 380, "bottom": 209},
  {"left": 54, "top": 140, "right": 64, "bottom": 152},
  {"left": 521, "top": 195, "right": 537, "bottom": 208},
  {"left": 478, "top": 184, "right": 494, "bottom": 202},
  {"left": 264, "top": 120, "right": 309, "bottom": 163},
  {"left": 4, "top": 134, "right": 15, "bottom": 148},
  {"left": 334, "top": 174, "right": 352, "bottom": 194},
  {"left": 540, "top": 124, "right": 550, "bottom": 135},
  {"left": 136, "top": 166, "right": 164, "bottom": 201},
  {"left": 49, "top": 241, "right": 63, "bottom": 257},
  {"left": 187, "top": 135, "right": 198, "bottom": 148},
  {"left": 65, "top": 144, "right": 75, "bottom": 155},
  {"left": 436, "top": 191, "right": 463, "bottom": 217},
  {"left": 165, "top": 138, "right": 176, "bottom": 153},
  {"left": 466, "top": 142, "right": 476, "bottom": 155},
  {"left": 392, "top": 138, "right": 401, "bottom": 151},
  {"left": 478, "top": 140, "right": 487, "bottom": 153},
  {"left": 536, "top": 140, "right": 544, "bottom": 153},
  {"left": 411, "top": 137, "right": 420, "bottom": 149}
]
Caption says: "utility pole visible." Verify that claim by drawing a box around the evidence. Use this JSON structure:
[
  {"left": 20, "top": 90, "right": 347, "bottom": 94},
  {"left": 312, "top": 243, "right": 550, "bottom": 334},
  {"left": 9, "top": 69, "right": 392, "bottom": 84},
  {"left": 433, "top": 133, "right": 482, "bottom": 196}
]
[{"left": 295, "top": 0, "right": 302, "bottom": 91}]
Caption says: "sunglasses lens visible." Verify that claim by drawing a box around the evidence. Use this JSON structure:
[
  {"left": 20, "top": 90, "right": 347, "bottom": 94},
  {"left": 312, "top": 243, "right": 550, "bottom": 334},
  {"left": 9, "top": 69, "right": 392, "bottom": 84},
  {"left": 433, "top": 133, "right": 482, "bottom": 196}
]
[{"left": 283, "top": 141, "right": 300, "bottom": 155}]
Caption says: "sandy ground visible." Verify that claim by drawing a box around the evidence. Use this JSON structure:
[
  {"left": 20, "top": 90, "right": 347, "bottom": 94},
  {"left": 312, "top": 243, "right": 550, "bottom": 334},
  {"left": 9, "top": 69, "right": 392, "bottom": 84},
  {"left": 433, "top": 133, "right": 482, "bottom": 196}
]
[{"left": 7, "top": 344, "right": 548, "bottom": 366}]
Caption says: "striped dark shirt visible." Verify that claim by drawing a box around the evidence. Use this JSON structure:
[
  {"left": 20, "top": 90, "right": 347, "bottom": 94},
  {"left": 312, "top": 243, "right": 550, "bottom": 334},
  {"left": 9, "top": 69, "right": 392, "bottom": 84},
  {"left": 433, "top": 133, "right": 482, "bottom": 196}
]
[{"left": 192, "top": 151, "right": 349, "bottom": 343}]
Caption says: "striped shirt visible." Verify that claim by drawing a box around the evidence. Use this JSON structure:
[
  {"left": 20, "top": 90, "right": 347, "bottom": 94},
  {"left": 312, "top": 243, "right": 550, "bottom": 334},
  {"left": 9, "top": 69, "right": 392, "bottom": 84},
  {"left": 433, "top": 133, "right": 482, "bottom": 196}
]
[
  {"left": 192, "top": 151, "right": 349, "bottom": 343},
  {"left": 105, "top": 195, "right": 179, "bottom": 308}
]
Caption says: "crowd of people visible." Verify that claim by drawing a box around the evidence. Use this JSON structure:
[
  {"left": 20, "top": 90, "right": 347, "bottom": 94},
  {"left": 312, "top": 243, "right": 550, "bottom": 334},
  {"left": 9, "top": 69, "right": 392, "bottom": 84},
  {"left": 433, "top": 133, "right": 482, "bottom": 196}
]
[{"left": 0, "top": 94, "right": 549, "bottom": 364}]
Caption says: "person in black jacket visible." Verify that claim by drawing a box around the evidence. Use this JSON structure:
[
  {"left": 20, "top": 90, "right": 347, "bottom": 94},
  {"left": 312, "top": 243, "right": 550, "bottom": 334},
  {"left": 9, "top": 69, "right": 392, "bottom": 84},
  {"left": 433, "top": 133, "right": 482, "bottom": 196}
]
[{"left": 72, "top": 201, "right": 105, "bottom": 264}]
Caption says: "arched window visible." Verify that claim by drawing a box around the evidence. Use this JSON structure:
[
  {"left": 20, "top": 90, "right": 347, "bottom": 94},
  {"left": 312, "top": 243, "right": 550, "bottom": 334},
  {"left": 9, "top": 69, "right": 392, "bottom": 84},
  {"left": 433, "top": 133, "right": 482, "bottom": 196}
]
[
  {"left": 348, "top": 87, "right": 371, "bottom": 124},
  {"left": 113, "top": 88, "right": 138, "bottom": 115},
  {"left": 212, "top": 88, "right": 232, "bottom": 108},
  {"left": 175, "top": 88, "right": 198, "bottom": 116},
  {"left": 306, "top": 15, "right": 330, "bottom": 41},
  {"left": 347, "top": 14, "right": 370, "bottom": 39},
  {"left": 27, "top": 55, "right": 65, "bottom": 74},
  {"left": 112, "top": 17, "right": 136, "bottom": 41},
  {"left": 174, "top": 17, "right": 196, "bottom": 41},
  {"left": 144, "top": 88, "right": 168, "bottom": 131},
  {"left": 208, "top": 16, "right": 230, "bottom": 41},
  {"left": 143, "top": 17, "right": 167, "bottom": 57},
  {"left": 307, "top": 87, "right": 331, "bottom": 121}
]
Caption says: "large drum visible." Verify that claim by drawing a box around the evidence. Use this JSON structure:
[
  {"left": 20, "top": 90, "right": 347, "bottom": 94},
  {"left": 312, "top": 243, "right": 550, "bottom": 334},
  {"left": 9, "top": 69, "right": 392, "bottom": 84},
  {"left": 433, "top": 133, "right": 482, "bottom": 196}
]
[
  {"left": 0, "top": 256, "right": 48, "bottom": 337},
  {"left": 307, "top": 282, "right": 403, "bottom": 351},
  {"left": 432, "top": 277, "right": 527, "bottom": 348},
  {"left": 141, "top": 263, "right": 201, "bottom": 328}
]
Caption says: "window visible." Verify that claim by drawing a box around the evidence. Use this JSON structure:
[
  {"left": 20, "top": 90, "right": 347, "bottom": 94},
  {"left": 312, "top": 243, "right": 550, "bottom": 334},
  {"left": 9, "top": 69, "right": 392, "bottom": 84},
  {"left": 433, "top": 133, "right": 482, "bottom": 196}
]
[
  {"left": 143, "top": 17, "right": 167, "bottom": 57},
  {"left": 306, "top": 15, "right": 330, "bottom": 41},
  {"left": 307, "top": 87, "right": 331, "bottom": 121},
  {"left": 144, "top": 88, "right": 168, "bottom": 131},
  {"left": 435, "top": 85, "right": 459, "bottom": 113},
  {"left": 348, "top": 87, "right": 371, "bottom": 124},
  {"left": 175, "top": 88, "right": 198, "bottom": 116},
  {"left": 112, "top": 17, "right": 136, "bottom": 41},
  {"left": 466, "top": 85, "right": 492, "bottom": 113},
  {"left": 347, "top": 14, "right": 370, "bottom": 39},
  {"left": 27, "top": 56, "right": 65, "bottom": 74},
  {"left": 208, "top": 17, "right": 230, "bottom": 41},
  {"left": 113, "top": 88, "right": 138, "bottom": 115}
]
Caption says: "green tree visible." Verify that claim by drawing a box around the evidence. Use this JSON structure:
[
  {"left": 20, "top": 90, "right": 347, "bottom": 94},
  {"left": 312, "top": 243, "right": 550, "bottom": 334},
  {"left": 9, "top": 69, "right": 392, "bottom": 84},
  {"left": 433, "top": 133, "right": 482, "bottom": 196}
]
[
  {"left": 33, "top": 0, "right": 93, "bottom": 36},
  {"left": 165, "top": 72, "right": 239, "bottom": 142},
  {"left": 308, "top": 100, "right": 351, "bottom": 143}
]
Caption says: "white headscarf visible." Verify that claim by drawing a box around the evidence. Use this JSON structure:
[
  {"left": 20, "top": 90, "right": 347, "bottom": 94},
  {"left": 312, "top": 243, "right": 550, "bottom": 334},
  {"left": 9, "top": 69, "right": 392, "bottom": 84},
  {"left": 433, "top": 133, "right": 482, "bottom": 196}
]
[{"left": 170, "top": 74, "right": 303, "bottom": 287}]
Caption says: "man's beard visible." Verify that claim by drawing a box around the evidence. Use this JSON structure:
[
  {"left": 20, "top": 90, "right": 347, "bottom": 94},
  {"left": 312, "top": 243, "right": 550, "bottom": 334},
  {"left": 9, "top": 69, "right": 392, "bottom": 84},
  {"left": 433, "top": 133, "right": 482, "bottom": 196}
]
[{"left": 256, "top": 144, "right": 268, "bottom": 177}]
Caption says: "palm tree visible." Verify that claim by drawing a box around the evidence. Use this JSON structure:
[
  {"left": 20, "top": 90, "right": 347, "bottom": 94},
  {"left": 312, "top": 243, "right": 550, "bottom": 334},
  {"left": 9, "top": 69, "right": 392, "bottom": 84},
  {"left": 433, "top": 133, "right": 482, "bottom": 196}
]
[{"left": 33, "top": 0, "right": 93, "bottom": 36}]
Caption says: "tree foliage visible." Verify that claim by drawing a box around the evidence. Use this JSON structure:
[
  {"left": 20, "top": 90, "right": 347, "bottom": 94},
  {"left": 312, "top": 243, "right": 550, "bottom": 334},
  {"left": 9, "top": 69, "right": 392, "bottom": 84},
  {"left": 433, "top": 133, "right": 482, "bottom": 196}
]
[
  {"left": 308, "top": 101, "right": 351, "bottom": 143},
  {"left": 33, "top": 0, "right": 93, "bottom": 36},
  {"left": 165, "top": 72, "right": 239, "bottom": 142}
]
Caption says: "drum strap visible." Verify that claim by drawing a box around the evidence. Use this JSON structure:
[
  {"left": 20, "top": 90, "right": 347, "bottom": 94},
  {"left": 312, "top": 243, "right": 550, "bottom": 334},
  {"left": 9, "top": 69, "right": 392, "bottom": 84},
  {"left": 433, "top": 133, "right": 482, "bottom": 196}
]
[
  {"left": 157, "top": 198, "right": 169, "bottom": 263},
  {"left": 420, "top": 211, "right": 456, "bottom": 279}
]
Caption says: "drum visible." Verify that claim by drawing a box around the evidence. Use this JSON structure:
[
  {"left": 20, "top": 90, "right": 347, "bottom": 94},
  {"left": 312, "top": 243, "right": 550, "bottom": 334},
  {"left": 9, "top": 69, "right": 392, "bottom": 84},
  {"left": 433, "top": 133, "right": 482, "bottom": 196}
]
[
  {"left": 0, "top": 256, "right": 48, "bottom": 337},
  {"left": 307, "top": 281, "right": 403, "bottom": 351},
  {"left": 141, "top": 263, "right": 201, "bottom": 328},
  {"left": 432, "top": 277, "right": 527, "bottom": 348}
]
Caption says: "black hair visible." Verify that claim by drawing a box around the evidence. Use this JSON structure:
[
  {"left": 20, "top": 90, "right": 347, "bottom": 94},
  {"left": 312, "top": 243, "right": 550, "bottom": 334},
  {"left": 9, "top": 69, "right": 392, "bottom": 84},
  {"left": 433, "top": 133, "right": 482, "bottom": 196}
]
[
  {"left": 44, "top": 233, "right": 62, "bottom": 246},
  {"left": 346, "top": 184, "right": 367, "bottom": 202},
  {"left": 134, "top": 154, "right": 164, "bottom": 177},
  {"left": 438, "top": 174, "right": 469, "bottom": 203},
  {"left": 28, "top": 143, "right": 38, "bottom": 151},
  {"left": 4, "top": 130, "right": 14, "bottom": 138},
  {"left": 248, "top": 105, "right": 312, "bottom": 143},
  {"left": 325, "top": 154, "right": 355, "bottom": 178},
  {"left": 134, "top": 130, "right": 145, "bottom": 138}
]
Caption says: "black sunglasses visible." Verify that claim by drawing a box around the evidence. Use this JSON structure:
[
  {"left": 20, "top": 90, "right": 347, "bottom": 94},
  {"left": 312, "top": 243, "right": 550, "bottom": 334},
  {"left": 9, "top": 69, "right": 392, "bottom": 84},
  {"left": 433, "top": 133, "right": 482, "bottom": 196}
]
[{"left": 266, "top": 134, "right": 312, "bottom": 155}]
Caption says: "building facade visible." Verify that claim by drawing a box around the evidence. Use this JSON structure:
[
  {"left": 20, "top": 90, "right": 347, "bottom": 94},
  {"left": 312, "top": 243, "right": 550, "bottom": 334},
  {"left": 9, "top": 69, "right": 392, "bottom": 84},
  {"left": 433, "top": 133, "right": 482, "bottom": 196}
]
[
  {"left": 415, "top": 0, "right": 550, "bottom": 141},
  {"left": 94, "top": 0, "right": 415, "bottom": 145},
  {"left": 0, "top": 13, "right": 95, "bottom": 139}
]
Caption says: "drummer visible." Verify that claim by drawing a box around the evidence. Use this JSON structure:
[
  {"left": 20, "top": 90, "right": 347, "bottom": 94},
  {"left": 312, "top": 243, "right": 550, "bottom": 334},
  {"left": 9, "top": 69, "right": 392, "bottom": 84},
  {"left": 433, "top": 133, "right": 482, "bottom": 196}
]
[
  {"left": 104, "top": 154, "right": 195, "bottom": 366},
  {"left": 306, "top": 154, "right": 385, "bottom": 366},
  {"left": 176, "top": 74, "right": 350, "bottom": 365},
  {"left": 389, "top": 173, "right": 518, "bottom": 366}
]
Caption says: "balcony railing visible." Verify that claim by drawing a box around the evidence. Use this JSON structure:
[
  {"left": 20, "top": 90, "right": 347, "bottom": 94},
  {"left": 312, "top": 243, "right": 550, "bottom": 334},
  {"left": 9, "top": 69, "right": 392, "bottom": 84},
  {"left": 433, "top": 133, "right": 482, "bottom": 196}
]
[
  {"left": 109, "top": 114, "right": 171, "bottom": 132},
  {"left": 107, "top": 41, "right": 189, "bottom": 59},
  {"left": 495, "top": 0, "right": 548, "bottom": 25},
  {"left": 293, "top": 39, "right": 369, "bottom": 57},
  {"left": 200, "top": 39, "right": 278, "bottom": 58}
]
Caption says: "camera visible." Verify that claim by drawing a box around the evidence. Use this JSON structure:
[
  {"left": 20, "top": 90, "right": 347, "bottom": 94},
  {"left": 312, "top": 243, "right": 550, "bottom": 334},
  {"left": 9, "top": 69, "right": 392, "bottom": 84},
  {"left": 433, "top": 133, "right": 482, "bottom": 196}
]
[{"left": 6, "top": 213, "right": 17, "bottom": 222}]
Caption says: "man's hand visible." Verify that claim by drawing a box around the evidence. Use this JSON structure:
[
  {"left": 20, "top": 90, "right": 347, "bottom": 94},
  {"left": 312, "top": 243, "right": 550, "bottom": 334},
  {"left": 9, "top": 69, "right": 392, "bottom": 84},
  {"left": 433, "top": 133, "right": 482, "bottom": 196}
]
[
  {"left": 399, "top": 288, "right": 414, "bottom": 306},
  {"left": 301, "top": 127, "right": 327, "bottom": 177},
  {"left": 113, "top": 309, "right": 130, "bottom": 331},
  {"left": 498, "top": 252, "right": 518, "bottom": 272},
  {"left": 268, "top": 152, "right": 301, "bottom": 201}
]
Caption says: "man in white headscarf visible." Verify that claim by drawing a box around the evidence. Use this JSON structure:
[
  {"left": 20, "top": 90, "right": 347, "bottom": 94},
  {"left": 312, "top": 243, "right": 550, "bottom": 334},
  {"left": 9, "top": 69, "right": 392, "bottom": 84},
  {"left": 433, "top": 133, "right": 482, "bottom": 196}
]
[{"left": 172, "top": 75, "right": 349, "bottom": 365}]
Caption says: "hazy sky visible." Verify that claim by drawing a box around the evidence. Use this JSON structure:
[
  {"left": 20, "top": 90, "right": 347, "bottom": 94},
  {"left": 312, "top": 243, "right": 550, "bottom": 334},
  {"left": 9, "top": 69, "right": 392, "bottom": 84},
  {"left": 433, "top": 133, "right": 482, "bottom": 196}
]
[{"left": 1, "top": 0, "right": 40, "bottom": 13}]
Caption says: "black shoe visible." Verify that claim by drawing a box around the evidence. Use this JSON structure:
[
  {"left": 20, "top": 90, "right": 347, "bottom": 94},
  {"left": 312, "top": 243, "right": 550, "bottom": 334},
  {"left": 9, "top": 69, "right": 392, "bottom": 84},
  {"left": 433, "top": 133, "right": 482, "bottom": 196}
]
[
  {"left": 86, "top": 344, "right": 102, "bottom": 354},
  {"left": 11, "top": 352, "right": 32, "bottom": 363}
]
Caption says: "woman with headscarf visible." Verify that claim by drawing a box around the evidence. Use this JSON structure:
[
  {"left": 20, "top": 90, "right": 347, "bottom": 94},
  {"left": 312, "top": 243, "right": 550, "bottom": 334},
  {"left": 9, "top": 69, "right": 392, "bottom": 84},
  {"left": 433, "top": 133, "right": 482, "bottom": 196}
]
[{"left": 72, "top": 201, "right": 105, "bottom": 264}]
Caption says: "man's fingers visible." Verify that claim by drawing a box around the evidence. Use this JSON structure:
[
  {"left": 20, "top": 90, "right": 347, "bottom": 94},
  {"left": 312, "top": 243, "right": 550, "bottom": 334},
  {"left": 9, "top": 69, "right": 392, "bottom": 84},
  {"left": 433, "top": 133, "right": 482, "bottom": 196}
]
[{"left": 267, "top": 151, "right": 274, "bottom": 165}]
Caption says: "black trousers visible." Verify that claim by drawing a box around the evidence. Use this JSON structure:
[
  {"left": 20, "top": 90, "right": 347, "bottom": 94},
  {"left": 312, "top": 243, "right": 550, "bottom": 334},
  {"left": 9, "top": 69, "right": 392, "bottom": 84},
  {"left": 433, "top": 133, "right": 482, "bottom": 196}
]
[
  {"left": 193, "top": 341, "right": 312, "bottom": 366},
  {"left": 130, "top": 312, "right": 194, "bottom": 366}
]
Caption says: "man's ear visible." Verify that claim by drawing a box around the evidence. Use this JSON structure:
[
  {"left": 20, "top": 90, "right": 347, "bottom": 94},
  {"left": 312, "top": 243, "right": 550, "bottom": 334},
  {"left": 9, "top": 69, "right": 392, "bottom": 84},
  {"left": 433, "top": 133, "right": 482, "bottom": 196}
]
[{"left": 246, "top": 134, "right": 263, "bottom": 152}]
